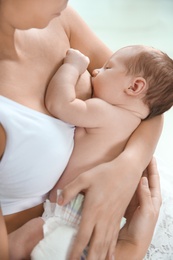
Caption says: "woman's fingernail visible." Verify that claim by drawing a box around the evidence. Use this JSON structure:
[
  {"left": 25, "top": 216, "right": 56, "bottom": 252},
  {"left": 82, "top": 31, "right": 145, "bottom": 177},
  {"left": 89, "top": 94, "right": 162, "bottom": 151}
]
[
  {"left": 111, "top": 255, "right": 115, "bottom": 260},
  {"left": 142, "top": 177, "right": 148, "bottom": 186},
  {"left": 58, "top": 194, "right": 63, "bottom": 205}
]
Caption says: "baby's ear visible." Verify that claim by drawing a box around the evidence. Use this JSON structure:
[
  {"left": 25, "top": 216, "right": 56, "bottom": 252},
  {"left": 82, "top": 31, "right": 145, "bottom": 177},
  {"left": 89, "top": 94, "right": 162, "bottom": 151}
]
[{"left": 126, "top": 77, "right": 147, "bottom": 96}]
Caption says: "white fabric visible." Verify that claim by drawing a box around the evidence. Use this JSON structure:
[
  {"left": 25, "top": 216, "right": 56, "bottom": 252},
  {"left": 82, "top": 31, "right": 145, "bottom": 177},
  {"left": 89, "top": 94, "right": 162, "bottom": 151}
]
[
  {"left": 144, "top": 157, "right": 173, "bottom": 259},
  {"left": 31, "top": 191, "right": 126, "bottom": 260},
  {"left": 31, "top": 192, "right": 85, "bottom": 260},
  {"left": 31, "top": 225, "right": 78, "bottom": 260},
  {"left": 0, "top": 96, "right": 74, "bottom": 215}
]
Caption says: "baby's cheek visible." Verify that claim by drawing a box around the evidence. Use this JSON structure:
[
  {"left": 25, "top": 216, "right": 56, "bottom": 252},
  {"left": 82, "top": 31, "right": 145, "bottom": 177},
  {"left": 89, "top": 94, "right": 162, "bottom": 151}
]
[{"left": 75, "top": 70, "right": 92, "bottom": 101}]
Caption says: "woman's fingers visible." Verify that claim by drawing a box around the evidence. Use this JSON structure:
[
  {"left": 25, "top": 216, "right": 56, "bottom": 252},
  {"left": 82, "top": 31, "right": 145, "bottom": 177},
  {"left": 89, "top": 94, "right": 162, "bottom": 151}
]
[
  {"left": 87, "top": 216, "right": 120, "bottom": 260},
  {"left": 69, "top": 196, "right": 96, "bottom": 259},
  {"left": 138, "top": 177, "right": 154, "bottom": 212},
  {"left": 147, "top": 157, "right": 162, "bottom": 212},
  {"left": 68, "top": 193, "right": 121, "bottom": 259},
  {"left": 107, "top": 225, "right": 119, "bottom": 260},
  {"left": 69, "top": 217, "right": 94, "bottom": 259}
]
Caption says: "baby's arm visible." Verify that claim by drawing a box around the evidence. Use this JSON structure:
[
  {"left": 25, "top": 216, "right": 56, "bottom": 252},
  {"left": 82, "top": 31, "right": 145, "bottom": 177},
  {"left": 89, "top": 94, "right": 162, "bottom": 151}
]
[
  {"left": 46, "top": 49, "right": 111, "bottom": 128},
  {"left": 46, "top": 49, "right": 89, "bottom": 123}
]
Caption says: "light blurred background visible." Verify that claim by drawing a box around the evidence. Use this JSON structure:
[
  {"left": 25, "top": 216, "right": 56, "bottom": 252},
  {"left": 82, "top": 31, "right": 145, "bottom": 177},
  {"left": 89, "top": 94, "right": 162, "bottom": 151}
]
[{"left": 70, "top": 0, "right": 173, "bottom": 173}]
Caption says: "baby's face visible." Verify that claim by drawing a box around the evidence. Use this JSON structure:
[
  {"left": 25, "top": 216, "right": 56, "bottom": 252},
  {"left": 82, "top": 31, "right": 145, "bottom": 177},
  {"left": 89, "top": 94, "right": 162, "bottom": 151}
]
[{"left": 91, "top": 47, "right": 134, "bottom": 105}]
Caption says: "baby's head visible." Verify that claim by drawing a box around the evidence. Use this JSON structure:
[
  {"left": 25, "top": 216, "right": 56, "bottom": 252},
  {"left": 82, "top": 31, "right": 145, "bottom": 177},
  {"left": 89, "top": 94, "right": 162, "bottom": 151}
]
[{"left": 123, "top": 45, "right": 173, "bottom": 119}]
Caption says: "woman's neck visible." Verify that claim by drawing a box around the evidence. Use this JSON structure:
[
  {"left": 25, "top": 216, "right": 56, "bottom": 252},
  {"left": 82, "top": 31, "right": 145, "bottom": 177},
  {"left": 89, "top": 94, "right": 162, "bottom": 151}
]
[{"left": 0, "top": 21, "right": 19, "bottom": 60}]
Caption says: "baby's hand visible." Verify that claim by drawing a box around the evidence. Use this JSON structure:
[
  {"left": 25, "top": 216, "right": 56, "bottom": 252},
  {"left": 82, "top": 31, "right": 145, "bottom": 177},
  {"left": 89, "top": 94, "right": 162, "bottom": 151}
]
[{"left": 64, "top": 48, "right": 90, "bottom": 75}]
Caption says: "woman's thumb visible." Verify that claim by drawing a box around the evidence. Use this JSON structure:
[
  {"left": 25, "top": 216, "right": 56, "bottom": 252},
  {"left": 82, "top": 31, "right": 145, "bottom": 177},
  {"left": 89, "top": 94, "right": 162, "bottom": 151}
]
[
  {"left": 138, "top": 177, "right": 152, "bottom": 210},
  {"left": 57, "top": 176, "right": 85, "bottom": 205}
]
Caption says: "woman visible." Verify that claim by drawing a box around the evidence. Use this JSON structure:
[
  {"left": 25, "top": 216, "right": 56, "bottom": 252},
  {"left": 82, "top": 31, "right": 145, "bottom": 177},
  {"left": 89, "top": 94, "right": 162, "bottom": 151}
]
[{"left": 0, "top": 0, "right": 162, "bottom": 259}]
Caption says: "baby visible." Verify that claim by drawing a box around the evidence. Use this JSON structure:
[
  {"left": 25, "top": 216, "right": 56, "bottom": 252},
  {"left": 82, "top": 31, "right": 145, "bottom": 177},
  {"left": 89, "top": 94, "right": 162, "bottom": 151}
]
[{"left": 12, "top": 45, "right": 173, "bottom": 259}]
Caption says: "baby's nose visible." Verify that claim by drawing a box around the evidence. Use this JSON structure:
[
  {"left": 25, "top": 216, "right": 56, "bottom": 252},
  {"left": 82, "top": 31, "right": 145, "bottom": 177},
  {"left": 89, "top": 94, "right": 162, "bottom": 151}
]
[{"left": 92, "top": 69, "right": 100, "bottom": 77}]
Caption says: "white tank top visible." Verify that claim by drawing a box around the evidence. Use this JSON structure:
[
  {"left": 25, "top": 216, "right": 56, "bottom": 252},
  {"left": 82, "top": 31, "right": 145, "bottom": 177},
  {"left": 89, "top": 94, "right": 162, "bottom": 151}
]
[{"left": 0, "top": 96, "right": 74, "bottom": 215}]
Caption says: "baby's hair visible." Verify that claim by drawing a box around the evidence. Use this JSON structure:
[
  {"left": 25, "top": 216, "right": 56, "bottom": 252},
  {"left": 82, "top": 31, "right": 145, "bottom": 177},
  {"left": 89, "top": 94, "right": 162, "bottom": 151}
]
[{"left": 125, "top": 45, "right": 173, "bottom": 119}]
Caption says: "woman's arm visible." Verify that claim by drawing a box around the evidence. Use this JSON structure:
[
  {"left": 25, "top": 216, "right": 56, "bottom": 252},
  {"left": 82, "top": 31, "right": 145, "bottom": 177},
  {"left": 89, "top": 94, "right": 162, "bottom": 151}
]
[
  {"left": 115, "top": 158, "right": 161, "bottom": 260},
  {"left": 58, "top": 115, "right": 163, "bottom": 259},
  {"left": 0, "top": 128, "right": 9, "bottom": 259},
  {"left": 0, "top": 208, "right": 9, "bottom": 260}
]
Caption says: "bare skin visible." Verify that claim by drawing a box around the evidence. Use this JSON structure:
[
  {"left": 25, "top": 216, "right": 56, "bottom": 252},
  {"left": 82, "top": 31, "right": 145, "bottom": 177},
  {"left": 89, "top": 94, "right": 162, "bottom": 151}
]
[
  {"left": 0, "top": 209, "right": 9, "bottom": 260},
  {"left": 0, "top": 5, "right": 110, "bottom": 233},
  {"left": 46, "top": 47, "right": 150, "bottom": 199},
  {"left": 8, "top": 158, "right": 161, "bottom": 260},
  {"left": 0, "top": 1, "right": 163, "bottom": 259}
]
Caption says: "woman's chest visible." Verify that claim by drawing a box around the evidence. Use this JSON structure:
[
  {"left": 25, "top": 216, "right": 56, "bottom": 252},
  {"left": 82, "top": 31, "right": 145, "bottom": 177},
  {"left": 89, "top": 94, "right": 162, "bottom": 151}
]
[{"left": 0, "top": 20, "right": 70, "bottom": 112}]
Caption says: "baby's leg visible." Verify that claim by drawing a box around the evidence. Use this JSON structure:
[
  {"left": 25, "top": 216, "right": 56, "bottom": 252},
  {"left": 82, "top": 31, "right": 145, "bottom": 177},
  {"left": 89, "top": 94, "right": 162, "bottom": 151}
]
[{"left": 9, "top": 217, "right": 44, "bottom": 260}]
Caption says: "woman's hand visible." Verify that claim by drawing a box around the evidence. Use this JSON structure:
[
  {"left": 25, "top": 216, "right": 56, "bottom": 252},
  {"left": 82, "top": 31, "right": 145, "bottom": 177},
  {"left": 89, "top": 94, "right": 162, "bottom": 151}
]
[
  {"left": 58, "top": 154, "right": 143, "bottom": 260},
  {"left": 115, "top": 158, "right": 162, "bottom": 260}
]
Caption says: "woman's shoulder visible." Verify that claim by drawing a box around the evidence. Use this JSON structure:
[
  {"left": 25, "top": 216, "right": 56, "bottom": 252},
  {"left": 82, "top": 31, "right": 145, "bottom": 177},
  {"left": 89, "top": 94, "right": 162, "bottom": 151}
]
[{"left": 50, "top": 5, "right": 81, "bottom": 36}]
